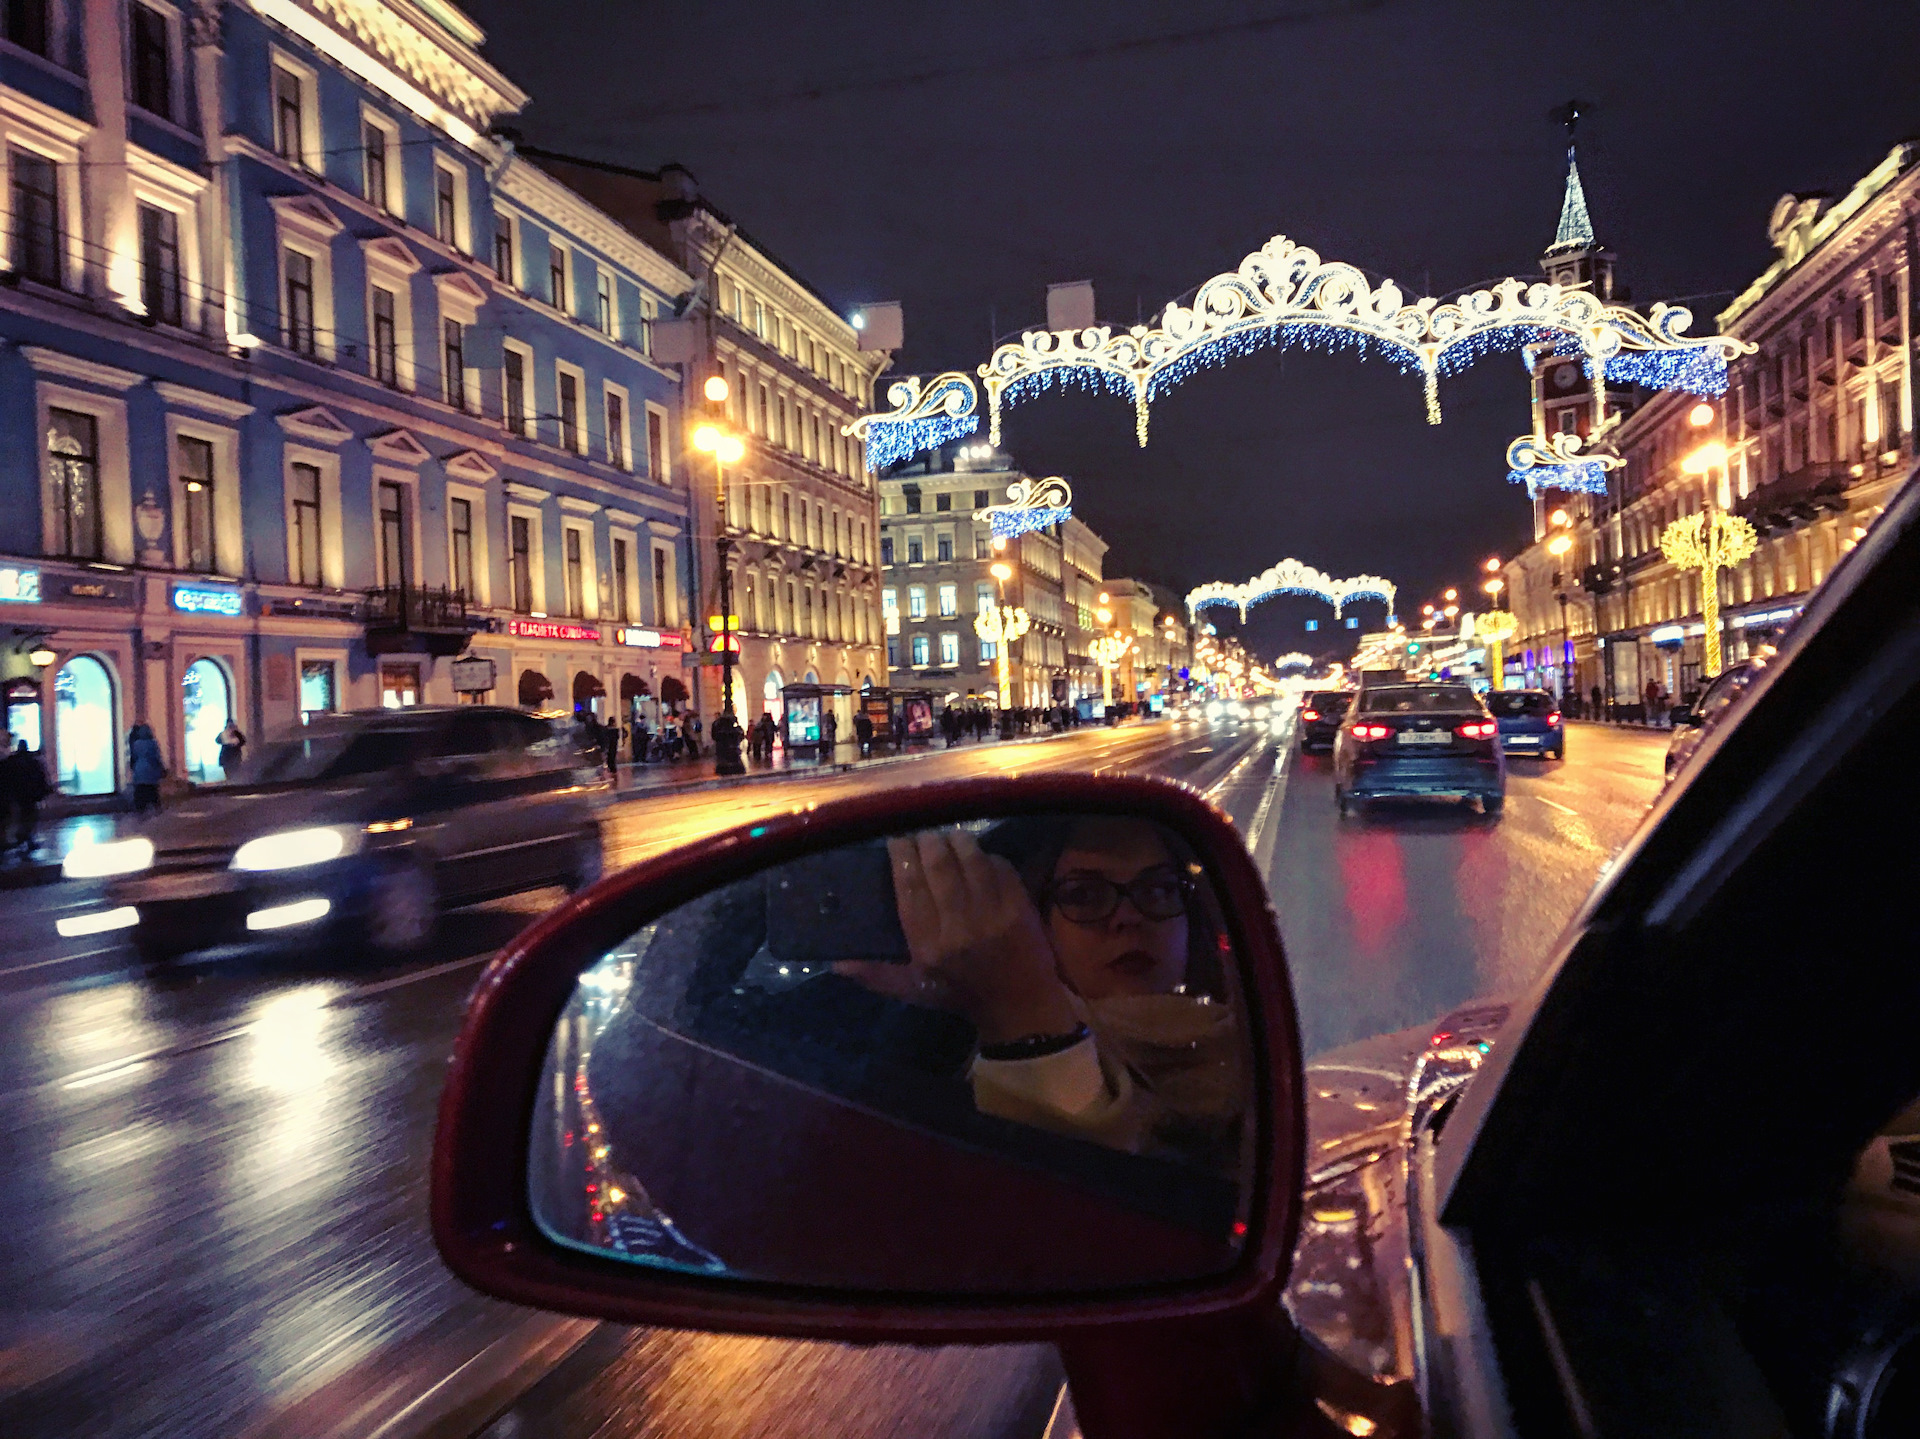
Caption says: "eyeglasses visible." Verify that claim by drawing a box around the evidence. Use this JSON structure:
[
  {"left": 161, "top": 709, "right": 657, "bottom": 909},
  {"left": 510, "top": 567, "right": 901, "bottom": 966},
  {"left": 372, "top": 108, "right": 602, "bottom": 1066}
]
[{"left": 1044, "top": 869, "right": 1193, "bottom": 924}]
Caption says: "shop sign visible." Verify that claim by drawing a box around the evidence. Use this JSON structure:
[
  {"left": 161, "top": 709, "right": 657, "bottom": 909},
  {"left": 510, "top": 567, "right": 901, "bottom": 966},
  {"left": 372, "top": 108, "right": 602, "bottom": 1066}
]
[
  {"left": 0, "top": 566, "right": 41, "bottom": 603},
  {"left": 449, "top": 656, "right": 498, "bottom": 693},
  {"left": 268, "top": 596, "right": 360, "bottom": 620},
  {"left": 172, "top": 584, "right": 244, "bottom": 617},
  {"left": 507, "top": 618, "right": 601, "bottom": 643},
  {"left": 1649, "top": 625, "right": 1685, "bottom": 646},
  {"left": 613, "top": 627, "right": 664, "bottom": 648},
  {"left": 55, "top": 574, "right": 134, "bottom": 604}
]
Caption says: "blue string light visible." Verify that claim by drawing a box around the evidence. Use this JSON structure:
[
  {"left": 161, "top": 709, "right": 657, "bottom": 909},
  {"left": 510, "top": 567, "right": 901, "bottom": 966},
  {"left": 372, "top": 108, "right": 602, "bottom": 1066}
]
[
  {"left": 1145, "top": 322, "right": 1422, "bottom": 402},
  {"left": 988, "top": 505, "right": 1073, "bottom": 539},
  {"left": 1593, "top": 348, "right": 1728, "bottom": 396},
  {"left": 865, "top": 413, "right": 978, "bottom": 472},
  {"left": 1003, "top": 367, "right": 1134, "bottom": 406},
  {"left": 1507, "top": 460, "right": 1609, "bottom": 496}
]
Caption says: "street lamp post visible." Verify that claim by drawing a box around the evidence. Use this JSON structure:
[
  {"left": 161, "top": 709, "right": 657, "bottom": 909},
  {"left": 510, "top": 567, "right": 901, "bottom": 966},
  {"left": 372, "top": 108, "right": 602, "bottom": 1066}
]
[
  {"left": 694, "top": 376, "right": 747, "bottom": 776},
  {"left": 1665, "top": 403, "right": 1756, "bottom": 680}
]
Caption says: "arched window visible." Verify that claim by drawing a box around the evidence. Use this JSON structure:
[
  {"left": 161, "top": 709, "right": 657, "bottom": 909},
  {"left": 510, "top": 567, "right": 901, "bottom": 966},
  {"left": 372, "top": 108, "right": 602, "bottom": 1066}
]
[
  {"left": 54, "top": 656, "right": 115, "bottom": 795},
  {"left": 181, "top": 658, "right": 231, "bottom": 782}
]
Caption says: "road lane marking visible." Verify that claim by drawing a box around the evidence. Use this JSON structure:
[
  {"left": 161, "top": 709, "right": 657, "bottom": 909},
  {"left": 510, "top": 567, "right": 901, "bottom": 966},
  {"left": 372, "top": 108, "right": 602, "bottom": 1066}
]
[
  {"left": 1246, "top": 714, "right": 1298, "bottom": 873},
  {"left": 1531, "top": 795, "right": 1579, "bottom": 816}
]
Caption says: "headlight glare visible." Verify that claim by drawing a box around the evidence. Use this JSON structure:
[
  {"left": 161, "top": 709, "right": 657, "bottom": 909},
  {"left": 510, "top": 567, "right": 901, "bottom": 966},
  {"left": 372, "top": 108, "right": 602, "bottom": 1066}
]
[
  {"left": 230, "top": 826, "right": 354, "bottom": 872},
  {"left": 62, "top": 836, "right": 154, "bottom": 879}
]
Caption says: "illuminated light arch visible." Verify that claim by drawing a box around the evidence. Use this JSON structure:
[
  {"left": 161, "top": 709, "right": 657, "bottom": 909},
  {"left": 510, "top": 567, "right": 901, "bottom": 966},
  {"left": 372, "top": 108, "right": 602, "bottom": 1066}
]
[
  {"left": 1273, "top": 652, "right": 1313, "bottom": 671},
  {"left": 1186, "top": 560, "right": 1396, "bottom": 623},
  {"left": 848, "top": 237, "right": 1751, "bottom": 469}
]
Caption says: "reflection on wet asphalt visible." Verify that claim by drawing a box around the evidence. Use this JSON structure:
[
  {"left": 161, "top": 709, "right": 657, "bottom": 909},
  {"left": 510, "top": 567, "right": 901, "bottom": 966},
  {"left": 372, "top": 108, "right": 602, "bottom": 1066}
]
[{"left": 0, "top": 717, "right": 1663, "bottom": 1437}]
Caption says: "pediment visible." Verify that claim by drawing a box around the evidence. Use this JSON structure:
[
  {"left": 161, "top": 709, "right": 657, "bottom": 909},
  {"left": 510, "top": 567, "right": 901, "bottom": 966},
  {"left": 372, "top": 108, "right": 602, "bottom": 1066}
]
[
  {"left": 269, "top": 194, "right": 345, "bottom": 238},
  {"left": 370, "top": 428, "right": 432, "bottom": 465},
  {"left": 432, "top": 270, "right": 491, "bottom": 310},
  {"left": 277, "top": 405, "right": 354, "bottom": 445},
  {"left": 444, "top": 449, "right": 498, "bottom": 482},
  {"left": 362, "top": 235, "right": 422, "bottom": 273}
]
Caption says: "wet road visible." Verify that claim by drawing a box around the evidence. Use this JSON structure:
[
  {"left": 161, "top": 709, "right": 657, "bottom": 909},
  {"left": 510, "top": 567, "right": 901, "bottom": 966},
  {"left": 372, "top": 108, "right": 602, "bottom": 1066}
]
[{"left": 0, "top": 714, "right": 1665, "bottom": 1438}]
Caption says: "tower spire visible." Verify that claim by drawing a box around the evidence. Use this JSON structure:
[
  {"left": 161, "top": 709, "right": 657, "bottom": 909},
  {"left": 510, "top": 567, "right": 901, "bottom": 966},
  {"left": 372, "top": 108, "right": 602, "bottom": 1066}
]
[{"left": 1544, "top": 99, "right": 1597, "bottom": 255}]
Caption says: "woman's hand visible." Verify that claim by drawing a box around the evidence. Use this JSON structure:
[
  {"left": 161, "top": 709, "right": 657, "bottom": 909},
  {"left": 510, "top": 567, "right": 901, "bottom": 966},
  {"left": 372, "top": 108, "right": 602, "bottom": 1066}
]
[{"left": 835, "top": 829, "right": 1080, "bottom": 1044}]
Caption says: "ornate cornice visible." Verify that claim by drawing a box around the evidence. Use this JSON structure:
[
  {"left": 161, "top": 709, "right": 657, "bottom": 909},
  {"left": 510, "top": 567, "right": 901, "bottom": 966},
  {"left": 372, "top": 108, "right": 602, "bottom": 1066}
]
[{"left": 495, "top": 156, "right": 693, "bottom": 297}]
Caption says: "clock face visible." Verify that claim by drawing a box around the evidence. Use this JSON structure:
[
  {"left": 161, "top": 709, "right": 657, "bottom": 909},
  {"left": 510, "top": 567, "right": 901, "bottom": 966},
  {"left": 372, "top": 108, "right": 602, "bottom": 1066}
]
[{"left": 1552, "top": 363, "right": 1581, "bottom": 390}]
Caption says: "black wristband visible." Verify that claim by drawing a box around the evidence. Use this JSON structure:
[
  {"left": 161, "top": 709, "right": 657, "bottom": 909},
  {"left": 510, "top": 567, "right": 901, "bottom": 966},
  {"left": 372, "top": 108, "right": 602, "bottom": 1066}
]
[{"left": 978, "top": 1023, "right": 1090, "bottom": 1062}]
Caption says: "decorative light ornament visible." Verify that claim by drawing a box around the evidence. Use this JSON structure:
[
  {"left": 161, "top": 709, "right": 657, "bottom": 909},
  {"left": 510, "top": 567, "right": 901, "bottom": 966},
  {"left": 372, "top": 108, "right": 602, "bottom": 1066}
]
[
  {"left": 1089, "top": 632, "right": 1134, "bottom": 706},
  {"left": 844, "top": 372, "right": 979, "bottom": 471},
  {"left": 1273, "top": 652, "right": 1312, "bottom": 671},
  {"left": 1185, "top": 560, "right": 1396, "bottom": 622},
  {"left": 1473, "top": 609, "right": 1519, "bottom": 691},
  {"left": 979, "top": 475, "right": 1073, "bottom": 540},
  {"left": 1506, "top": 430, "right": 1621, "bottom": 498},
  {"left": 973, "top": 603, "right": 1031, "bottom": 709},
  {"left": 1659, "top": 510, "right": 1758, "bottom": 678}
]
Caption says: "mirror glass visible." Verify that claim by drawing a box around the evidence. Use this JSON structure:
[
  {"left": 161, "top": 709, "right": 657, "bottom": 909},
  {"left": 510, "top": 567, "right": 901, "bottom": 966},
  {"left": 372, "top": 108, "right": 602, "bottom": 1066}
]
[{"left": 527, "top": 812, "right": 1257, "bottom": 1296}]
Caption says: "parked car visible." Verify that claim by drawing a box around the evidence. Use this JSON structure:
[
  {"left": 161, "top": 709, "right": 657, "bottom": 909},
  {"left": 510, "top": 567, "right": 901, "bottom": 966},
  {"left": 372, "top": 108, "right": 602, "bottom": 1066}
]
[
  {"left": 1331, "top": 682, "right": 1505, "bottom": 815},
  {"left": 434, "top": 463, "right": 1920, "bottom": 1439},
  {"left": 1663, "top": 659, "right": 1758, "bottom": 784},
  {"left": 63, "top": 707, "right": 605, "bottom": 963},
  {"left": 1295, "top": 690, "right": 1353, "bottom": 753},
  {"left": 1485, "top": 688, "right": 1565, "bottom": 759}
]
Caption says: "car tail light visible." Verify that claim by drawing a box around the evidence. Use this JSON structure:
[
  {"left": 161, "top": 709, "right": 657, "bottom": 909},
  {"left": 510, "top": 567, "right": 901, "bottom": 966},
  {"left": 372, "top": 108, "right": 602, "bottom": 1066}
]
[
  {"left": 1350, "top": 723, "right": 1391, "bottom": 741},
  {"left": 1547, "top": 712, "right": 1561, "bottom": 726},
  {"left": 1302, "top": 709, "right": 1319, "bottom": 722},
  {"left": 1455, "top": 720, "right": 1497, "bottom": 740}
]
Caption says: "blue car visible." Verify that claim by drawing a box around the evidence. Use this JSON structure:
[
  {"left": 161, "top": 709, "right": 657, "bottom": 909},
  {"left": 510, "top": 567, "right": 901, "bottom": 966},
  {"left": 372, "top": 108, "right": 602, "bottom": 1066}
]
[{"left": 1486, "top": 689, "right": 1564, "bottom": 760}]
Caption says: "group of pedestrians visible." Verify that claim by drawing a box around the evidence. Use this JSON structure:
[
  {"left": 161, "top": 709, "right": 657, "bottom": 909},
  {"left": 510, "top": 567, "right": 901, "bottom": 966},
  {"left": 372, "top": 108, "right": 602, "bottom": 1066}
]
[
  {"left": 579, "top": 708, "right": 712, "bottom": 775},
  {"left": 0, "top": 736, "right": 49, "bottom": 857}
]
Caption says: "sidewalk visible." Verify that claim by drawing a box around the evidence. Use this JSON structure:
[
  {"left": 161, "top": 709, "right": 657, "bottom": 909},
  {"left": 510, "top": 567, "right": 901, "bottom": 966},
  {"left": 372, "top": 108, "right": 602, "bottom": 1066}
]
[{"left": 1, "top": 724, "right": 1087, "bottom": 890}]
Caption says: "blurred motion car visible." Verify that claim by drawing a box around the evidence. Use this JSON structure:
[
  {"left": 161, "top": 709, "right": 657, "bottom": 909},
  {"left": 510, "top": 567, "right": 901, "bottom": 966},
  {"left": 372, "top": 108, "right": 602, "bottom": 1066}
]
[
  {"left": 1296, "top": 689, "right": 1353, "bottom": 753},
  {"left": 1332, "top": 682, "right": 1505, "bottom": 815},
  {"left": 1485, "top": 688, "right": 1565, "bottom": 760},
  {"left": 1664, "top": 660, "right": 1756, "bottom": 785},
  {"left": 65, "top": 707, "right": 605, "bottom": 963}
]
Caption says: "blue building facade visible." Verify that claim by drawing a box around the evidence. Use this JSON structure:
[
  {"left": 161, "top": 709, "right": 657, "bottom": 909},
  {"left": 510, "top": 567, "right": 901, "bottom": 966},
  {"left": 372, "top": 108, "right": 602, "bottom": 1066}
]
[{"left": 0, "top": 0, "right": 694, "bottom": 800}]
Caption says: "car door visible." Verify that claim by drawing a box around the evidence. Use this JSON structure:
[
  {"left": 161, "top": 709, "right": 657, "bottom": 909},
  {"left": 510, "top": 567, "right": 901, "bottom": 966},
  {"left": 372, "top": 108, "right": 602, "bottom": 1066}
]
[
  {"left": 427, "top": 709, "right": 532, "bottom": 901},
  {"left": 1414, "top": 469, "right": 1920, "bottom": 1436}
]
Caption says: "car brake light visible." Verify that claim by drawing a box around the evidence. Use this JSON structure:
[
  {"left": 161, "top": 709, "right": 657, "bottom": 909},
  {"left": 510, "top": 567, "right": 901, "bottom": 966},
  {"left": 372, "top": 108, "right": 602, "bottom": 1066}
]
[
  {"left": 1548, "top": 712, "right": 1561, "bottom": 726},
  {"left": 1455, "top": 720, "right": 1497, "bottom": 740},
  {"left": 1302, "top": 709, "right": 1319, "bottom": 721},
  {"left": 1350, "top": 723, "right": 1391, "bottom": 741}
]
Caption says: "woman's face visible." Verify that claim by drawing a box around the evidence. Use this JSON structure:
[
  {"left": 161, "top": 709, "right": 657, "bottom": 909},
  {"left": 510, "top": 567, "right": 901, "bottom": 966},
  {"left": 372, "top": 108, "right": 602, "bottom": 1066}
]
[{"left": 1044, "top": 819, "right": 1190, "bottom": 1002}]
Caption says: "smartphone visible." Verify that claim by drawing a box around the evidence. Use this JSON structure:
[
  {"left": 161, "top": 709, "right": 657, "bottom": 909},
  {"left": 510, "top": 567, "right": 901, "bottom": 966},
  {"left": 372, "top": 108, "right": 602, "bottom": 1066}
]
[{"left": 764, "top": 843, "right": 912, "bottom": 964}]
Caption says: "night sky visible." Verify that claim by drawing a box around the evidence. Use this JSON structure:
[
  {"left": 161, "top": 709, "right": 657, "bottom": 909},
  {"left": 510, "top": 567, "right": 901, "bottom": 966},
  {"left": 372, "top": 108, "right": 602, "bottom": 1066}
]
[{"left": 460, "top": 0, "right": 1917, "bottom": 658}]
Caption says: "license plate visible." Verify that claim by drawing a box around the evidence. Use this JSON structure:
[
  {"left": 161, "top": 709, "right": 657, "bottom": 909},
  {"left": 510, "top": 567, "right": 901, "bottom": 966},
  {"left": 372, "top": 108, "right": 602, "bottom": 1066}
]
[
  {"left": 121, "top": 871, "right": 238, "bottom": 902},
  {"left": 1507, "top": 736, "right": 1540, "bottom": 745},
  {"left": 1397, "top": 730, "right": 1451, "bottom": 745}
]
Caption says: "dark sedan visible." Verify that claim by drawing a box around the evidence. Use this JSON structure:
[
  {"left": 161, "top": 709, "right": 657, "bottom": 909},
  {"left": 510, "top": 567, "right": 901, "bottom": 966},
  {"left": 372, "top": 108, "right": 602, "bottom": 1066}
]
[
  {"left": 64, "top": 707, "right": 607, "bottom": 963},
  {"left": 1296, "top": 689, "right": 1354, "bottom": 752},
  {"left": 1486, "top": 688, "right": 1565, "bottom": 759},
  {"left": 1331, "top": 682, "right": 1505, "bottom": 815}
]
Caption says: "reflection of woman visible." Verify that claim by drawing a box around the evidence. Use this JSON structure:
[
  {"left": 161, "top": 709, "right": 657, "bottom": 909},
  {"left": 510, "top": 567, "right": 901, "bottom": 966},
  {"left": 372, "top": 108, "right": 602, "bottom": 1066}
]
[{"left": 838, "top": 818, "right": 1243, "bottom": 1171}]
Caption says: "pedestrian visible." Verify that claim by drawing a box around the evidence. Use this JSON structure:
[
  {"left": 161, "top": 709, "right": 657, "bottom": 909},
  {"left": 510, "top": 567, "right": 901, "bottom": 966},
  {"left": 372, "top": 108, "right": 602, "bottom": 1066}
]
[
  {"left": 631, "top": 717, "right": 649, "bottom": 765},
  {"left": 1, "top": 737, "right": 50, "bottom": 855},
  {"left": 854, "top": 709, "right": 873, "bottom": 758},
  {"left": 682, "top": 711, "right": 700, "bottom": 759},
  {"left": 821, "top": 707, "right": 838, "bottom": 759},
  {"left": 755, "top": 712, "right": 777, "bottom": 763},
  {"left": 601, "top": 720, "right": 621, "bottom": 777},
  {"left": 127, "top": 723, "right": 165, "bottom": 814},
  {"left": 1642, "top": 676, "right": 1663, "bottom": 726},
  {"left": 1591, "top": 683, "right": 1605, "bottom": 722},
  {"left": 216, "top": 718, "right": 246, "bottom": 778}
]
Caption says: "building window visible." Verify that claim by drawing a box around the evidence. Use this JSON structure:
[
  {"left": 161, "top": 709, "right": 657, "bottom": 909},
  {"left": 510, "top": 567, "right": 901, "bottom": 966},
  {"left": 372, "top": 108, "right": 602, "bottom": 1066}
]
[
  {"left": 548, "top": 244, "right": 567, "bottom": 312},
  {"left": 503, "top": 345, "right": 528, "bottom": 435},
  {"left": 494, "top": 217, "right": 514, "bottom": 284},
  {"left": 435, "top": 166, "right": 458, "bottom": 247},
  {"left": 46, "top": 409, "right": 100, "bottom": 559},
  {"left": 509, "top": 514, "right": 534, "bottom": 613},
  {"left": 10, "top": 148, "right": 60, "bottom": 287},
  {"left": 939, "top": 632, "right": 959, "bottom": 667},
  {"left": 611, "top": 536, "right": 630, "bottom": 622},
  {"left": 442, "top": 317, "right": 466, "bottom": 409},
  {"left": 979, "top": 638, "right": 996, "bottom": 662},
  {"left": 289, "top": 461, "right": 322, "bottom": 585},
  {"left": 273, "top": 66, "right": 306, "bottom": 166},
  {"left": 363, "top": 120, "right": 391, "bottom": 211},
  {"left": 177, "top": 435, "right": 214, "bottom": 573},
  {"left": 5, "top": 0, "right": 49, "bottom": 54},
  {"left": 653, "top": 547, "right": 669, "bottom": 625},
  {"left": 973, "top": 490, "right": 989, "bottom": 508},
  {"left": 937, "top": 534, "right": 953, "bottom": 562},
  {"left": 975, "top": 534, "right": 991, "bottom": 559},
  {"left": 558, "top": 369, "right": 581, "bottom": 451},
  {"left": 596, "top": 270, "right": 613, "bottom": 334},
  {"left": 907, "top": 537, "right": 923, "bottom": 564},
  {"left": 880, "top": 535, "right": 894, "bottom": 565},
  {"left": 130, "top": 3, "right": 172, "bottom": 118},
  {"left": 780, "top": 491, "right": 791, "bottom": 539},
  {"left": 886, "top": 636, "right": 900, "bottom": 667},
  {"left": 377, "top": 479, "right": 409, "bottom": 588},
  {"left": 907, "top": 585, "right": 926, "bottom": 619},
  {"left": 975, "top": 581, "right": 995, "bottom": 613},
  {"left": 647, "top": 408, "right": 665, "bottom": 478},
  {"left": 449, "top": 496, "right": 473, "bottom": 598},
  {"left": 935, "top": 492, "right": 951, "bottom": 512},
  {"left": 370, "top": 286, "right": 398, "bottom": 386},
  {"left": 283, "top": 248, "right": 316, "bottom": 355},
  {"left": 137, "top": 203, "right": 181, "bottom": 327},
  {"left": 564, "top": 527, "right": 585, "bottom": 617},
  {"left": 904, "top": 489, "right": 921, "bottom": 514},
  {"left": 911, "top": 633, "right": 930, "bottom": 666},
  {"left": 938, "top": 583, "right": 957, "bottom": 618},
  {"left": 299, "top": 659, "right": 336, "bottom": 719},
  {"left": 640, "top": 295, "right": 656, "bottom": 356},
  {"left": 606, "top": 388, "right": 627, "bottom": 468}
]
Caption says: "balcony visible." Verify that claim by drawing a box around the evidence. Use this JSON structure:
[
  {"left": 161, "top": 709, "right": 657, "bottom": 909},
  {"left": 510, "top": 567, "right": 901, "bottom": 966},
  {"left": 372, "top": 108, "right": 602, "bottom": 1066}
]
[
  {"left": 1736, "top": 463, "right": 1852, "bottom": 535},
  {"left": 363, "top": 585, "right": 485, "bottom": 657}
]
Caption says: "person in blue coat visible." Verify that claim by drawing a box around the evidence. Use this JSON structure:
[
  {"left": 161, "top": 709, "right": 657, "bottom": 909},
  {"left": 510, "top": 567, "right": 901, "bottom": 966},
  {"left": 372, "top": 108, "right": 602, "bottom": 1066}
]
[{"left": 127, "top": 724, "right": 165, "bottom": 813}]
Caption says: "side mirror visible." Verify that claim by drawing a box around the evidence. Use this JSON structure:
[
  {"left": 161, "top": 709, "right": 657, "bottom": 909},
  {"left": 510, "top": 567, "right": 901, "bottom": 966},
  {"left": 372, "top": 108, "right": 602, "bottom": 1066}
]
[
  {"left": 1671, "top": 704, "right": 1699, "bottom": 727},
  {"left": 432, "top": 776, "right": 1304, "bottom": 1426}
]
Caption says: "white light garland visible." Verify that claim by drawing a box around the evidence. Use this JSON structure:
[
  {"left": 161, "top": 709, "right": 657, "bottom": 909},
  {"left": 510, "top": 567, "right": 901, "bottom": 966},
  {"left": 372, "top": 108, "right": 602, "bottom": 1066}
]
[
  {"left": 979, "top": 475, "right": 1074, "bottom": 540},
  {"left": 1505, "top": 430, "right": 1621, "bottom": 498},
  {"left": 844, "top": 372, "right": 979, "bottom": 472}
]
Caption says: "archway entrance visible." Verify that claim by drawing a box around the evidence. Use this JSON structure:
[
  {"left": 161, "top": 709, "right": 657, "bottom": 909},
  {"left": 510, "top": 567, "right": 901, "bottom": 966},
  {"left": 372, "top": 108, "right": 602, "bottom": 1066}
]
[
  {"left": 181, "top": 658, "right": 230, "bottom": 782},
  {"left": 659, "top": 675, "right": 689, "bottom": 712},
  {"left": 572, "top": 670, "right": 606, "bottom": 716},
  {"left": 54, "top": 656, "right": 114, "bottom": 795},
  {"left": 518, "top": 669, "right": 555, "bottom": 708}
]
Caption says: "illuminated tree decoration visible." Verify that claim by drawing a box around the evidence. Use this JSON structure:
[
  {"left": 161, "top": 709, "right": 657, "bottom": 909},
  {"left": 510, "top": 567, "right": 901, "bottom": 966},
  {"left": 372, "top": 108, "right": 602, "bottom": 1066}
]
[
  {"left": 973, "top": 602, "right": 1032, "bottom": 709},
  {"left": 1659, "top": 510, "right": 1758, "bottom": 678},
  {"left": 1472, "top": 609, "right": 1519, "bottom": 691},
  {"left": 979, "top": 475, "right": 1074, "bottom": 540},
  {"left": 1089, "top": 632, "right": 1134, "bottom": 706},
  {"left": 1186, "top": 559, "right": 1396, "bottom": 622},
  {"left": 976, "top": 235, "right": 1752, "bottom": 446},
  {"left": 1506, "top": 430, "right": 1621, "bottom": 498},
  {"left": 843, "top": 372, "right": 979, "bottom": 472}
]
